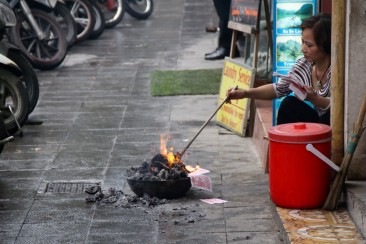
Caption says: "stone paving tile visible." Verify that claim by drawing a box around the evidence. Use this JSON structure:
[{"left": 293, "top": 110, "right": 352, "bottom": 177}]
[
  {"left": 24, "top": 209, "right": 95, "bottom": 224},
  {"left": 42, "top": 169, "right": 105, "bottom": 182},
  {"left": 0, "top": 159, "right": 53, "bottom": 171},
  {"left": 0, "top": 224, "right": 23, "bottom": 243},
  {"left": 17, "top": 222, "right": 90, "bottom": 241},
  {"left": 227, "top": 232, "right": 283, "bottom": 244},
  {"left": 223, "top": 194, "right": 272, "bottom": 208},
  {"left": 226, "top": 218, "right": 277, "bottom": 233},
  {"left": 107, "top": 156, "right": 148, "bottom": 168},
  {"left": 224, "top": 205, "right": 273, "bottom": 219},
  {"left": 0, "top": 211, "right": 29, "bottom": 224},
  {"left": 50, "top": 156, "right": 109, "bottom": 169}
]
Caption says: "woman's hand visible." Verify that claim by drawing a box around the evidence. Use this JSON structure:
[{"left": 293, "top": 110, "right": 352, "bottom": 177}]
[
  {"left": 226, "top": 88, "right": 245, "bottom": 103},
  {"left": 304, "top": 85, "right": 331, "bottom": 110},
  {"left": 304, "top": 85, "right": 318, "bottom": 102}
]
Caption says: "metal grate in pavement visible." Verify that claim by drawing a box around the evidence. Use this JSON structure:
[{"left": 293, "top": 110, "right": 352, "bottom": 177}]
[{"left": 44, "top": 182, "right": 100, "bottom": 194}]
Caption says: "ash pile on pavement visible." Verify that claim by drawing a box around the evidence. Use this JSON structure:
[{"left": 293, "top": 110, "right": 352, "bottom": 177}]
[
  {"left": 160, "top": 204, "right": 207, "bottom": 225},
  {"left": 84, "top": 185, "right": 205, "bottom": 224},
  {"left": 126, "top": 153, "right": 189, "bottom": 181},
  {"left": 85, "top": 184, "right": 166, "bottom": 208}
]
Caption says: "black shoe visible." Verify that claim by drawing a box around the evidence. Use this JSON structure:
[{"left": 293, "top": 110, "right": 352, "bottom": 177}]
[
  {"left": 205, "top": 26, "right": 219, "bottom": 33},
  {"left": 204, "top": 47, "right": 229, "bottom": 60}
]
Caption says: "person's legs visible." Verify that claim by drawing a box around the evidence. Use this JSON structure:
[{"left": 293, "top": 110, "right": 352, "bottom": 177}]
[
  {"left": 214, "top": 0, "right": 232, "bottom": 50},
  {"left": 276, "top": 96, "right": 319, "bottom": 125},
  {"left": 205, "top": 0, "right": 232, "bottom": 60},
  {"left": 319, "top": 110, "right": 330, "bottom": 125}
]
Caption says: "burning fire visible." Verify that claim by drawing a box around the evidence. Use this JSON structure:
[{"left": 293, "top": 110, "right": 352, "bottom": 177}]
[{"left": 159, "top": 134, "right": 199, "bottom": 173}]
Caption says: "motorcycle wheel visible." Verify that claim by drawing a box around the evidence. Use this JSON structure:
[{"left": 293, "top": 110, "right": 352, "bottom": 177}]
[
  {"left": 0, "top": 68, "right": 29, "bottom": 135},
  {"left": 88, "top": 1, "right": 106, "bottom": 39},
  {"left": 64, "top": 0, "right": 96, "bottom": 44},
  {"left": 54, "top": 2, "right": 78, "bottom": 48},
  {"left": 125, "top": 0, "right": 153, "bottom": 20},
  {"left": 96, "top": 0, "right": 125, "bottom": 28},
  {"left": 9, "top": 9, "right": 67, "bottom": 70},
  {"left": 7, "top": 49, "right": 39, "bottom": 115}
]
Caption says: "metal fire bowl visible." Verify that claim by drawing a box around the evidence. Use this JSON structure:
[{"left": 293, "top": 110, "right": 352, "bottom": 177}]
[{"left": 126, "top": 178, "right": 191, "bottom": 199}]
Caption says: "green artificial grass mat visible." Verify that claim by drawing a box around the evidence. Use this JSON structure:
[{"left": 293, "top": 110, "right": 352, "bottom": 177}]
[{"left": 150, "top": 68, "right": 223, "bottom": 96}]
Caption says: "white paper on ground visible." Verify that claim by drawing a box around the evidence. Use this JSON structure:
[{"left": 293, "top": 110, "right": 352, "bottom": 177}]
[
  {"left": 188, "top": 168, "right": 210, "bottom": 176},
  {"left": 200, "top": 198, "right": 228, "bottom": 204}
]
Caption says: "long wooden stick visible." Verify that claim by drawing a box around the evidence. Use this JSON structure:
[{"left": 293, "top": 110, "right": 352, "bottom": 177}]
[
  {"left": 331, "top": 0, "right": 346, "bottom": 166},
  {"left": 179, "top": 85, "right": 238, "bottom": 158}
]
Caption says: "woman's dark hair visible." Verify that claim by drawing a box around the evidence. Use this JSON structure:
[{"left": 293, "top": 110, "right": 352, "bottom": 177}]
[{"left": 300, "top": 13, "right": 331, "bottom": 55}]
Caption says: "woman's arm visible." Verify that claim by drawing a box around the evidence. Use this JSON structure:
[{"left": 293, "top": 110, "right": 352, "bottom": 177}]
[
  {"left": 227, "top": 84, "right": 278, "bottom": 101},
  {"left": 303, "top": 86, "right": 331, "bottom": 110}
]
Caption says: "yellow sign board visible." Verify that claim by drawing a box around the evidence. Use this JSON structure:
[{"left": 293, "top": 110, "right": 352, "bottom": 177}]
[{"left": 216, "top": 57, "right": 256, "bottom": 136}]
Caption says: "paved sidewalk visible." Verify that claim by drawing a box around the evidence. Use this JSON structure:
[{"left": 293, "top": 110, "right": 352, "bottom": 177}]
[{"left": 0, "top": 0, "right": 364, "bottom": 243}]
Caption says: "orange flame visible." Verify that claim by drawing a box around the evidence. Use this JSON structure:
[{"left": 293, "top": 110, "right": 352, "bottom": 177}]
[
  {"left": 159, "top": 134, "right": 200, "bottom": 172},
  {"left": 160, "top": 134, "right": 178, "bottom": 167},
  {"left": 159, "top": 134, "right": 169, "bottom": 156}
]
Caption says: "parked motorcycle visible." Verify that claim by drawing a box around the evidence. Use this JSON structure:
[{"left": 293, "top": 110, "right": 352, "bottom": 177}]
[
  {"left": 0, "top": 63, "right": 29, "bottom": 135},
  {"left": 0, "top": 0, "right": 31, "bottom": 135},
  {"left": 96, "top": 0, "right": 152, "bottom": 28},
  {"left": 0, "top": 0, "right": 39, "bottom": 114},
  {"left": 125, "top": 0, "right": 153, "bottom": 20},
  {"left": 1, "top": 43, "right": 39, "bottom": 114},
  {"left": 63, "top": 0, "right": 96, "bottom": 43},
  {"left": 7, "top": 0, "right": 68, "bottom": 70},
  {"left": 54, "top": 0, "right": 78, "bottom": 48},
  {"left": 96, "top": 0, "right": 125, "bottom": 28},
  {"left": 88, "top": 0, "right": 105, "bottom": 39}
]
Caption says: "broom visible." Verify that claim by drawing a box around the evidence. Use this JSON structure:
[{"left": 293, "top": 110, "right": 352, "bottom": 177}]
[{"left": 322, "top": 95, "right": 366, "bottom": 210}]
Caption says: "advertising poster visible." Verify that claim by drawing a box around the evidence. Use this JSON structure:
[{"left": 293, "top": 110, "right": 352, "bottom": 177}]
[
  {"left": 272, "top": 0, "right": 317, "bottom": 125},
  {"left": 229, "top": 0, "right": 261, "bottom": 29},
  {"left": 216, "top": 58, "right": 255, "bottom": 136}
]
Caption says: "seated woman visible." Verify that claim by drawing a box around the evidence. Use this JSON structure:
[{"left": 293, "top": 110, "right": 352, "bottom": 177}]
[{"left": 227, "top": 13, "right": 332, "bottom": 125}]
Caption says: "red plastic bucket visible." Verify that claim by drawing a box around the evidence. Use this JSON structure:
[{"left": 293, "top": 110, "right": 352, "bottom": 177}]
[{"left": 268, "top": 122, "right": 332, "bottom": 209}]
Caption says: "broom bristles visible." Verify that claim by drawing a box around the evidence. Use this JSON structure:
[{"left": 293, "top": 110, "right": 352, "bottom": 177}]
[
  {"left": 322, "top": 155, "right": 353, "bottom": 210},
  {"left": 323, "top": 96, "right": 366, "bottom": 210},
  {"left": 322, "top": 126, "right": 365, "bottom": 210}
]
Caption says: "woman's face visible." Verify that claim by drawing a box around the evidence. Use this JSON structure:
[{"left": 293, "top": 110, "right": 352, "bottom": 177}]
[{"left": 301, "top": 28, "right": 327, "bottom": 62}]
